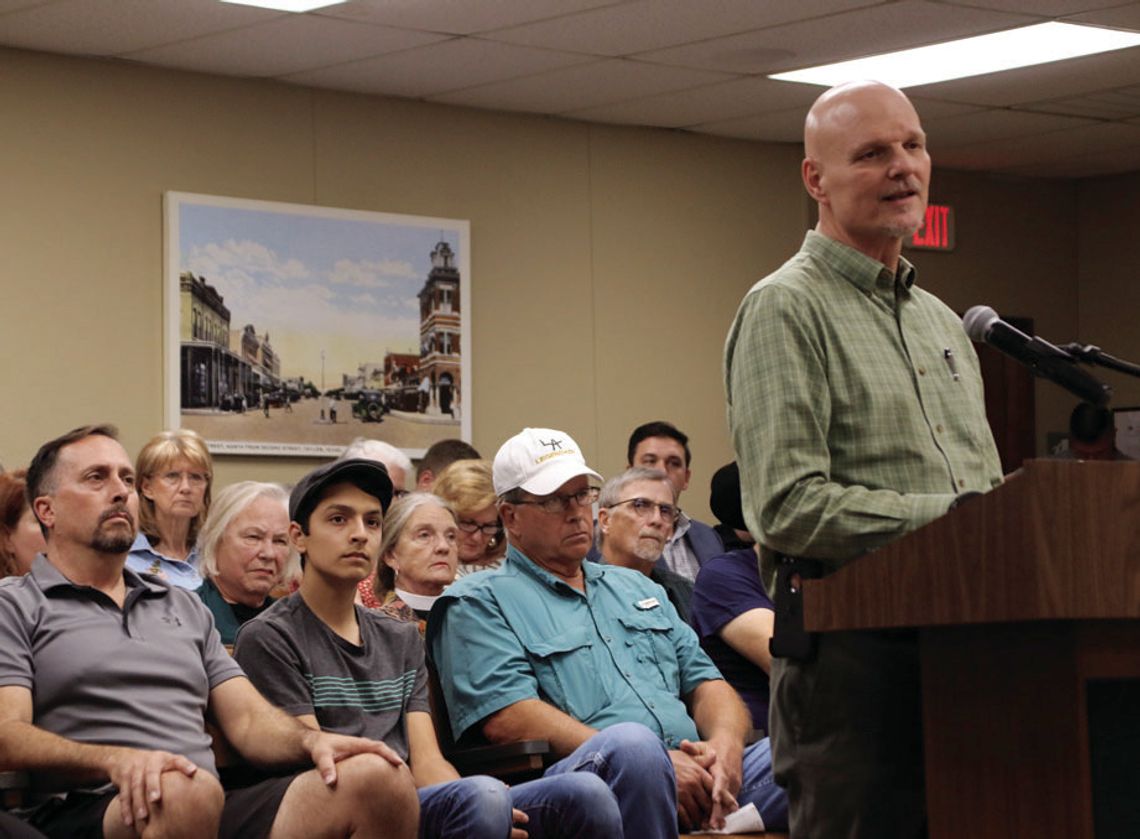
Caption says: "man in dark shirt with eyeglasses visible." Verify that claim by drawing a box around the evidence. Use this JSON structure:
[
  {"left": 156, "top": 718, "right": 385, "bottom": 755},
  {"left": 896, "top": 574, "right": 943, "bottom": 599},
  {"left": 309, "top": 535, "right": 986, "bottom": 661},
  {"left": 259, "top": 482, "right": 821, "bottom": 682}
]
[{"left": 596, "top": 466, "right": 693, "bottom": 622}]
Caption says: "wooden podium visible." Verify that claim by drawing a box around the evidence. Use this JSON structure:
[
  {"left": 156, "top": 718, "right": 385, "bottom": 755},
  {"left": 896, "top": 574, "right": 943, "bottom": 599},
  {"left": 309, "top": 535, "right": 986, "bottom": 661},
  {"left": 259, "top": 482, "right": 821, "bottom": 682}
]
[{"left": 802, "top": 459, "right": 1140, "bottom": 839}]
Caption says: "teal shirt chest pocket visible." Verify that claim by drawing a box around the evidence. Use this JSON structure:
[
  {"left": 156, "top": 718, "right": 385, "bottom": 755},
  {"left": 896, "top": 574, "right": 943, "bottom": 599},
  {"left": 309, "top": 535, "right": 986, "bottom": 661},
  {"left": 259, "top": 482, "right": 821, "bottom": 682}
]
[
  {"left": 520, "top": 624, "right": 611, "bottom": 723},
  {"left": 617, "top": 611, "right": 681, "bottom": 693}
]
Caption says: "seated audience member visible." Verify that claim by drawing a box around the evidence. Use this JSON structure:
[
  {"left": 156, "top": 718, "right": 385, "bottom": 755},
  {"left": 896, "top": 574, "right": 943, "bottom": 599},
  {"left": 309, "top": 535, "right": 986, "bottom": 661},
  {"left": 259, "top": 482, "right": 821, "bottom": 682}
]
[
  {"left": 415, "top": 439, "right": 480, "bottom": 491},
  {"left": 359, "top": 493, "right": 458, "bottom": 626},
  {"left": 0, "top": 469, "right": 46, "bottom": 578},
  {"left": 0, "top": 425, "right": 422, "bottom": 839},
  {"left": 597, "top": 467, "right": 693, "bottom": 621},
  {"left": 234, "top": 458, "right": 622, "bottom": 839},
  {"left": 589, "top": 421, "right": 722, "bottom": 581},
  {"left": 197, "top": 481, "right": 296, "bottom": 646},
  {"left": 430, "top": 427, "right": 788, "bottom": 836},
  {"left": 690, "top": 463, "right": 775, "bottom": 738},
  {"left": 126, "top": 428, "right": 213, "bottom": 589},
  {"left": 1058, "top": 402, "right": 1134, "bottom": 461},
  {"left": 340, "top": 437, "right": 414, "bottom": 495},
  {"left": 433, "top": 459, "right": 505, "bottom": 578}
]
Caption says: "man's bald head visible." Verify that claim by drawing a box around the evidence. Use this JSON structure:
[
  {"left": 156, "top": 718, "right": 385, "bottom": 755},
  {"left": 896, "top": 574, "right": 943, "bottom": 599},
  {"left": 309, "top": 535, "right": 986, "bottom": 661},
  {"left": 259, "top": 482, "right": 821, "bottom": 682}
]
[
  {"left": 804, "top": 81, "right": 917, "bottom": 158},
  {"left": 800, "top": 80, "right": 930, "bottom": 267}
]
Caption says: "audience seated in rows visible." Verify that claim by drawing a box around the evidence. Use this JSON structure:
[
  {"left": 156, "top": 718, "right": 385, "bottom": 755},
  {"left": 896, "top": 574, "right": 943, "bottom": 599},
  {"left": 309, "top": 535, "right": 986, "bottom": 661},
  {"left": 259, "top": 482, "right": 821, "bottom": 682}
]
[
  {"left": 126, "top": 428, "right": 213, "bottom": 590},
  {"left": 690, "top": 463, "right": 775, "bottom": 739},
  {"left": 233, "top": 457, "right": 622, "bottom": 839},
  {"left": 432, "top": 459, "right": 505, "bottom": 578},
  {"left": 0, "top": 469, "right": 45, "bottom": 578},
  {"left": 429, "top": 427, "right": 788, "bottom": 835},
  {"left": 196, "top": 481, "right": 296, "bottom": 646},
  {"left": 0, "top": 425, "right": 415, "bottom": 839},
  {"left": 597, "top": 466, "right": 693, "bottom": 622}
]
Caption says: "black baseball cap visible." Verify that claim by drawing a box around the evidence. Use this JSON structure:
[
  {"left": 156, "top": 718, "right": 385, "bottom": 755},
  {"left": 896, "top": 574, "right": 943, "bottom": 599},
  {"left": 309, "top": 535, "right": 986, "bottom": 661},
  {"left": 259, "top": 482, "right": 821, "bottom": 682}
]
[{"left": 289, "top": 458, "right": 393, "bottom": 527}]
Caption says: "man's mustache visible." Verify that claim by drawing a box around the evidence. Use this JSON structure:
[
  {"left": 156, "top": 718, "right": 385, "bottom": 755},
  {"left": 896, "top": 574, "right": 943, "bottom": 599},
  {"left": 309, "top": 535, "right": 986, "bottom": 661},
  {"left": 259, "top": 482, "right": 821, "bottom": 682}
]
[{"left": 99, "top": 505, "right": 135, "bottom": 528}]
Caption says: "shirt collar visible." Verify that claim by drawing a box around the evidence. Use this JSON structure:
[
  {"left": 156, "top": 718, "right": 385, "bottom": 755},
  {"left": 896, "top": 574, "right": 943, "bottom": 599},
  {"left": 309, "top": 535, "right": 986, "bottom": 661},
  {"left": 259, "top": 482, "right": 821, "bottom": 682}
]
[
  {"left": 665, "top": 510, "right": 692, "bottom": 547},
  {"left": 506, "top": 544, "right": 602, "bottom": 591},
  {"left": 31, "top": 553, "right": 169, "bottom": 596},
  {"left": 802, "top": 229, "right": 916, "bottom": 306}
]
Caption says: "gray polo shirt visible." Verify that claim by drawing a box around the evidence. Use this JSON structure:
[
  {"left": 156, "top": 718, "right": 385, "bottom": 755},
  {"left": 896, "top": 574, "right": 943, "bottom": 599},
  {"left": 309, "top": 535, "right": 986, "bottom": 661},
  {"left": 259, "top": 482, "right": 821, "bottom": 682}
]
[{"left": 0, "top": 556, "right": 243, "bottom": 797}]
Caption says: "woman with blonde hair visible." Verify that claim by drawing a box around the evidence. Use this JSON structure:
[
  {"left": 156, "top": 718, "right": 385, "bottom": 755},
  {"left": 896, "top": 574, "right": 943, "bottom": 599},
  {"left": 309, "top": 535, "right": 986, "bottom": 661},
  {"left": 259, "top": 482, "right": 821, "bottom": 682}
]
[
  {"left": 196, "top": 481, "right": 296, "bottom": 645},
  {"left": 126, "top": 428, "right": 213, "bottom": 589},
  {"left": 431, "top": 458, "right": 504, "bottom": 578}
]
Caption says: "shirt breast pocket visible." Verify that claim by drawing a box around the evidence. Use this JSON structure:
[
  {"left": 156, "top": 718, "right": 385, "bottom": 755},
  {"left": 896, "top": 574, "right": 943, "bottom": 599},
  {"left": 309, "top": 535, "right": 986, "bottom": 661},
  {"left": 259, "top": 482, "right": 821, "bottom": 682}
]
[
  {"left": 521, "top": 625, "right": 609, "bottom": 722},
  {"left": 618, "top": 611, "right": 680, "bottom": 692}
]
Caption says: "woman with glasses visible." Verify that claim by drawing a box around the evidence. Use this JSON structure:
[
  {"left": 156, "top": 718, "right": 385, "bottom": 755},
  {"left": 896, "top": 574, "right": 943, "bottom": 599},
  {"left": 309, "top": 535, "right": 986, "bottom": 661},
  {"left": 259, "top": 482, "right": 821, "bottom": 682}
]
[
  {"left": 431, "top": 459, "right": 505, "bottom": 579},
  {"left": 358, "top": 493, "right": 458, "bottom": 632},
  {"left": 126, "top": 428, "right": 213, "bottom": 589}
]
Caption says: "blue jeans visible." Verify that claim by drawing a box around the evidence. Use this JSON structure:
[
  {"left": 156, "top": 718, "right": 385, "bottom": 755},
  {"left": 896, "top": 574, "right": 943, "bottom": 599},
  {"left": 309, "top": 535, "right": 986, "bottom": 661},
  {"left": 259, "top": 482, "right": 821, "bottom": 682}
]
[
  {"left": 418, "top": 772, "right": 622, "bottom": 838},
  {"left": 543, "top": 722, "right": 788, "bottom": 838}
]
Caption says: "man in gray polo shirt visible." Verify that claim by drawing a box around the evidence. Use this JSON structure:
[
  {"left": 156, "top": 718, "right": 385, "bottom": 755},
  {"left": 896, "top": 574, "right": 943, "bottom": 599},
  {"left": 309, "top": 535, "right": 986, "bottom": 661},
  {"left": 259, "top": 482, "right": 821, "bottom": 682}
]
[{"left": 0, "top": 424, "right": 418, "bottom": 839}]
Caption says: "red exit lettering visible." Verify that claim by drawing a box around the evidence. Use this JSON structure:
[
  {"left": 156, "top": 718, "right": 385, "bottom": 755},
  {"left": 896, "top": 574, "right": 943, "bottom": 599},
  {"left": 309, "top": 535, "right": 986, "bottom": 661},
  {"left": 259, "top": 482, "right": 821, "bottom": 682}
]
[{"left": 908, "top": 204, "right": 955, "bottom": 251}]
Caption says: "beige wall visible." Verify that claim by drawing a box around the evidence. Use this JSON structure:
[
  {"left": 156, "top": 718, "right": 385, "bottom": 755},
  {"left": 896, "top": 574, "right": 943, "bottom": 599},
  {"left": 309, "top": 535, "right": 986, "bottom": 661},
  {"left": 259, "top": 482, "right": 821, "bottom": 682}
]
[{"left": 2, "top": 46, "right": 1127, "bottom": 521}]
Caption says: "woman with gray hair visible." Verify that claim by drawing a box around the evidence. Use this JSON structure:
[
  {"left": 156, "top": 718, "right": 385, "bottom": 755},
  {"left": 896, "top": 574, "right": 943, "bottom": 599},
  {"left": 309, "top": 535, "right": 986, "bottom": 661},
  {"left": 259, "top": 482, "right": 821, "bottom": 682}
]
[
  {"left": 357, "top": 493, "right": 458, "bottom": 632},
  {"left": 196, "top": 481, "right": 297, "bottom": 645}
]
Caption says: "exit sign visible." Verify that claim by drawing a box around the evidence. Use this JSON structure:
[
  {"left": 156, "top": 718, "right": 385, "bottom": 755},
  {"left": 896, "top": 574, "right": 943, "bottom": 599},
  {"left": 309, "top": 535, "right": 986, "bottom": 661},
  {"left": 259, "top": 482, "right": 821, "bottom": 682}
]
[{"left": 907, "top": 203, "right": 955, "bottom": 251}]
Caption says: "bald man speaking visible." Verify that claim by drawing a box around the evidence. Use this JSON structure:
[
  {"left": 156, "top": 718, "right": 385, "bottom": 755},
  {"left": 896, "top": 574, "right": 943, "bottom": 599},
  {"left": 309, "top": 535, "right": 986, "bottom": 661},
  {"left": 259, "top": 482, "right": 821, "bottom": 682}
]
[{"left": 724, "top": 82, "right": 1003, "bottom": 837}]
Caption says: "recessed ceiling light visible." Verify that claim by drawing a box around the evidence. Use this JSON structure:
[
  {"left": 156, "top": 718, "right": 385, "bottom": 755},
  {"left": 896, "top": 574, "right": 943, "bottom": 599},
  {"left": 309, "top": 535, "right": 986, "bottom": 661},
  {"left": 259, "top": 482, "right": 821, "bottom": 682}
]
[
  {"left": 769, "top": 22, "right": 1140, "bottom": 88},
  {"left": 220, "top": 0, "right": 347, "bottom": 12}
]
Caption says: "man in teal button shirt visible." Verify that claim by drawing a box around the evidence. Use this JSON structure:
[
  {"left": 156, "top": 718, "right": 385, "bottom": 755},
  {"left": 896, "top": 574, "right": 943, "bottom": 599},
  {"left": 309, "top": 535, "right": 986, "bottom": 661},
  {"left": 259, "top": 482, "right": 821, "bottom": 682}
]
[{"left": 429, "top": 427, "right": 787, "bottom": 836}]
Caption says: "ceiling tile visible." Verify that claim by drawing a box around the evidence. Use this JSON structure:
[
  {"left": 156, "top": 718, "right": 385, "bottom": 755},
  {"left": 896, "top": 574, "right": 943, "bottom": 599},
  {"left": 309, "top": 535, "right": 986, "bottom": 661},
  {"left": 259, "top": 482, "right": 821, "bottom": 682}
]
[
  {"left": 694, "top": 107, "right": 807, "bottom": 144},
  {"left": 638, "top": 0, "right": 1035, "bottom": 74},
  {"left": 1070, "top": 3, "right": 1140, "bottom": 28},
  {"left": 924, "top": 108, "right": 1095, "bottom": 147},
  {"left": 284, "top": 37, "right": 594, "bottom": 98},
  {"left": 907, "top": 46, "right": 1140, "bottom": 108},
  {"left": 427, "top": 58, "right": 729, "bottom": 114},
  {"left": 482, "top": 0, "right": 878, "bottom": 57},
  {"left": 1019, "top": 85, "right": 1140, "bottom": 120},
  {"left": 126, "top": 14, "right": 447, "bottom": 78},
  {"left": 315, "top": 0, "right": 623, "bottom": 36},
  {"left": 0, "top": 0, "right": 277, "bottom": 56},
  {"left": 944, "top": 0, "right": 1127, "bottom": 14},
  {"left": 564, "top": 76, "right": 817, "bottom": 127}
]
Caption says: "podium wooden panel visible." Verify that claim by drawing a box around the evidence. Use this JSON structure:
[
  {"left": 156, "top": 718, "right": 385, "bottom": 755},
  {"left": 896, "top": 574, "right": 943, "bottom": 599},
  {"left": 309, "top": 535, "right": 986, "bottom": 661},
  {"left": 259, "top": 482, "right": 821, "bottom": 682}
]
[{"left": 801, "top": 460, "right": 1140, "bottom": 839}]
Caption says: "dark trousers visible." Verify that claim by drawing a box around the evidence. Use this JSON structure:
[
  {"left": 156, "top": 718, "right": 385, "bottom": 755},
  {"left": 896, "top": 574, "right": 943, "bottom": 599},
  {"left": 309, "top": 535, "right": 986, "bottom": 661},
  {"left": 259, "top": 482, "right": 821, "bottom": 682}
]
[{"left": 770, "top": 630, "right": 927, "bottom": 839}]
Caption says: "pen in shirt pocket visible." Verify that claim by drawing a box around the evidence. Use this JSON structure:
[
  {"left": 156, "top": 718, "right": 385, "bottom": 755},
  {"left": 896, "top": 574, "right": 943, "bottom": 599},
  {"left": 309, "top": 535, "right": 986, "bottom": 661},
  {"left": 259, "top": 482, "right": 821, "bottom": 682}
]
[{"left": 943, "top": 348, "right": 960, "bottom": 381}]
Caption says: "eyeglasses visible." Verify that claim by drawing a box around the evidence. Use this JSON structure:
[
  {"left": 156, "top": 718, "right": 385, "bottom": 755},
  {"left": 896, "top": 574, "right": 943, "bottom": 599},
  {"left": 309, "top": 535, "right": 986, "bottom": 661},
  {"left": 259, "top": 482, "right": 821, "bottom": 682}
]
[
  {"left": 605, "top": 497, "right": 680, "bottom": 522},
  {"left": 457, "top": 519, "right": 502, "bottom": 537},
  {"left": 157, "top": 471, "right": 209, "bottom": 488},
  {"left": 511, "top": 487, "right": 600, "bottom": 514}
]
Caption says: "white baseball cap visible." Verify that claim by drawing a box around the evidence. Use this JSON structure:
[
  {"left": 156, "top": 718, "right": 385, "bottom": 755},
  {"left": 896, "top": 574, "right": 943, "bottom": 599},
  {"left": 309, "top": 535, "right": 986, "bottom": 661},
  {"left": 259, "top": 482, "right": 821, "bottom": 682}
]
[{"left": 493, "top": 428, "right": 603, "bottom": 497}]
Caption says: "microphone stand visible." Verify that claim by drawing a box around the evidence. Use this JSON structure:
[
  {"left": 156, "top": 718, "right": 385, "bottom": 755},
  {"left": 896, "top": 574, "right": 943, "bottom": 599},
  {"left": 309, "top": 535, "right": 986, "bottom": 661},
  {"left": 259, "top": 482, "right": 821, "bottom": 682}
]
[{"left": 1058, "top": 344, "right": 1140, "bottom": 381}]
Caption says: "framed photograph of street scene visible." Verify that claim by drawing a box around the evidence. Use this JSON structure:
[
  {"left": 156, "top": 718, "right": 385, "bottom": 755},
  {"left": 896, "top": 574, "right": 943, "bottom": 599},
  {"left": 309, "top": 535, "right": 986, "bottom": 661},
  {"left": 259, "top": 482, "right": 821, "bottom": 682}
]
[{"left": 164, "top": 192, "right": 470, "bottom": 457}]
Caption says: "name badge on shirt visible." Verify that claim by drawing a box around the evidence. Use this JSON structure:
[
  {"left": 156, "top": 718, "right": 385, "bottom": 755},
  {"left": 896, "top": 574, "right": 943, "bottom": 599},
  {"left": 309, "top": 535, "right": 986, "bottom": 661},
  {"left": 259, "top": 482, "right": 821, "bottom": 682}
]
[{"left": 636, "top": 597, "right": 660, "bottom": 610}]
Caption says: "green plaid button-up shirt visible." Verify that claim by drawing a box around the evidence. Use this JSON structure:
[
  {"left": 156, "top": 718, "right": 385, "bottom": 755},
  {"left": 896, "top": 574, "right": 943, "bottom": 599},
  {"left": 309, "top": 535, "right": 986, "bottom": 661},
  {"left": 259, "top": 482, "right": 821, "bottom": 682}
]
[{"left": 725, "top": 231, "right": 1002, "bottom": 589}]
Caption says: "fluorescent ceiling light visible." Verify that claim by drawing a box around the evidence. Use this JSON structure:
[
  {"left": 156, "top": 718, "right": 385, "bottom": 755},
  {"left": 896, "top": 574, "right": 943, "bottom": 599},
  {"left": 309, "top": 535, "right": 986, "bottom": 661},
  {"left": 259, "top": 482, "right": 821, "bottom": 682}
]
[
  {"left": 769, "top": 22, "right": 1140, "bottom": 88},
  {"left": 220, "top": 0, "right": 347, "bottom": 12}
]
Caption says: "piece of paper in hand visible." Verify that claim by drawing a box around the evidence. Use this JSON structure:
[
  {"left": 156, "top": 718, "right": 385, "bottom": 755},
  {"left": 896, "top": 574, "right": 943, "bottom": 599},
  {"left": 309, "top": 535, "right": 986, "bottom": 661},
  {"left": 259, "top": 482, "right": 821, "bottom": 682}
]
[{"left": 690, "top": 802, "right": 765, "bottom": 834}]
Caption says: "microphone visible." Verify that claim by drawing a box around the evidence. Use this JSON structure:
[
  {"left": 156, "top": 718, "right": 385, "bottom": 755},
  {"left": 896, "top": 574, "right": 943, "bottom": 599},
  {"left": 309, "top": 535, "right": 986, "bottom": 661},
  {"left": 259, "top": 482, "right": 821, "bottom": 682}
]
[{"left": 962, "top": 306, "right": 1111, "bottom": 407}]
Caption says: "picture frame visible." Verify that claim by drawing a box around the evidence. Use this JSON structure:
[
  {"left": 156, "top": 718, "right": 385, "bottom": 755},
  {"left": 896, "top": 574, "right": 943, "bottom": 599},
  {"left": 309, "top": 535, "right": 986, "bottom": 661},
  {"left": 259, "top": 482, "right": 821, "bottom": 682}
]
[{"left": 164, "top": 192, "right": 471, "bottom": 458}]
